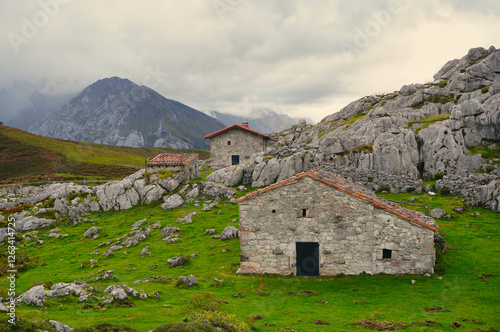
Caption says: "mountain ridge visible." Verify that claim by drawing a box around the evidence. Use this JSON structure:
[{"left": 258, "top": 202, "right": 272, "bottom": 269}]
[{"left": 29, "top": 77, "right": 226, "bottom": 150}]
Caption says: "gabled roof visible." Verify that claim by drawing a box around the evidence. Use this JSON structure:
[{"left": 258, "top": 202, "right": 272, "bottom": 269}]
[
  {"left": 237, "top": 168, "right": 438, "bottom": 232},
  {"left": 147, "top": 154, "right": 198, "bottom": 166},
  {"left": 204, "top": 124, "right": 270, "bottom": 139}
]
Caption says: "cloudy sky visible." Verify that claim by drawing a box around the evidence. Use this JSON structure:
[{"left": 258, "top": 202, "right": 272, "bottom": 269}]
[{"left": 1, "top": 0, "right": 499, "bottom": 122}]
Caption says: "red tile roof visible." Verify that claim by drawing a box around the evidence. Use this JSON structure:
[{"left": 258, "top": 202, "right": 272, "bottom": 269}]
[
  {"left": 204, "top": 124, "right": 270, "bottom": 139},
  {"left": 147, "top": 154, "right": 198, "bottom": 166},
  {"left": 237, "top": 168, "right": 438, "bottom": 232}
]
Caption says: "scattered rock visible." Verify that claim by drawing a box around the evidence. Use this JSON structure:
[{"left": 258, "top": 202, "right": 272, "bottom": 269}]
[
  {"left": 161, "top": 194, "right": 184, "bottom": 209},
  {"left": 177, "top": 274, "right": 197, "bottom": 287},
  {"left": 204, "top": 229, "right": 217, "bottom": 235},
  {"left": 140, "top": 246, "right": 151, "bottom": 258},
  {"left": 103, "top": 246, "right": 123, "bottom": 256},
  {"left": 175, "top": 212, "right": 197, "bottom": 224},
  {"left": 130, "top": 219, "right": 147, "bottom": 230},
  {"left": 49, "top": 320, "right": 73, "bottom": 332},
  {"left": 430, "top": 208, "right": 446, "bottom": 219},
  {"left": 220, "top": 226, "right": 239, "bottom": 240},
  {"left": 167, "top": 256, "right": 188, "bottom": 267},
  {"left": 83, "top": 227, "right": 101, "bottom": 238}
]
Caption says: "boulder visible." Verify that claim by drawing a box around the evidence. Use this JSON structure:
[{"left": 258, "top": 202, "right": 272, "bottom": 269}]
[
  {"left": 158, "top": 225, "right": 181, "bottom": 238},
  {"left": 167, "top": 256, "right": 188, "bottom": 267},
  {"left": 15, "top": 216, "right": 54, "bottom": 232},
  {"left": 103, "top": 246, "right": 123, "bottom": 256},
  {"left": 220, "top": 226, "right": 239, "bottom": 240},
  {"left": 142, "top": 184, "right": 165, "bottom": 205},
  {"left": 430, "top": 208, "right": 446, "bottom": 219},
  {"left": 177, "top": 274, "right": 197, "bottom": 287},
  {"left": 204, "top": 229, "right": 217, "bottom": 235},
  {"left": 161, "top": 194, "right": 184, "bottom": 209},
  {"left": 176, "top": 212, "right": 197, "bottom": 224},
  {"left": 83, "top": 227, "right": 101, "bottom": 238},
  {"left": 156, "top": 172, "right": 185, "bottom": 192},
  {"left": 49, "top": 320, "right": 73, "bottom": 332},
  {"left": 122, "top": 229, "right": 150, "bottom": 247},
  {"left": 130, "top": 219, "right": 147, "bottom": 230}
]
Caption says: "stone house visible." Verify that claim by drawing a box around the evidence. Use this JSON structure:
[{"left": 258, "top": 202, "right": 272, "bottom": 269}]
[
  {"left": 205, "top": 122, "right": 271, "bottom": 169},
  {"left": 237, "top": 168, "right": 438, "bottom": 276},
  {"left": 146, "top": 154, "right": 200, "bottom": 180}
]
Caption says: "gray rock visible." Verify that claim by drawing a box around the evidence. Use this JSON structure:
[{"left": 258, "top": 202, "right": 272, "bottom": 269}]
[
  {"left": 130, "top": 219, "right": 147, "bottom": 230},
  {"left": 49, "top": 320, "right": 73, "bottom": 332},
  {"left": 177, "top": 274, "right": 197, "bottom": 287},
  {"left": 185, "top": 187, "right": 200, "bottom": 201},
  {"left": 140, "top": 246, "right": 151, "bottom": 258},
  {"left": 167, "top": 256, "right": 188, "bottom": 267},
  {"left": 430, "top": 208, "right": 446, "bottom": 219},
  {"left": 204, "top": 229, "right": 217, "bottom": 235},
  {"left": 220, "top": 226, "right": 239, "bottom": 240},
  {"left": 176, "top": 212, "right": 197, "bottom": 224},
  {"left": 158, "top": 225, "right": 181, "bottom": 238},
  {"left": 83, "top": 227, "right": 101, "bottom": 238},
  {"left": 122, "top": 229, "right": 151, "bottom": 247},
  {"left": 15, "top": 216, "right": 54, "bottom": 232},
  {"left": 161, "top": 194, "right": 184, "bottom": 209},
  {"left": 103, "top": 246, "right": 123, "bottom": 256}
]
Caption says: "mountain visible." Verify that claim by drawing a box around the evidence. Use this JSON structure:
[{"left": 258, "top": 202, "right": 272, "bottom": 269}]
[
  {"left": 207, "top": 46, "right": 500, "bottom": 210},
  {"left": 29, "top": 77, "right": 225, "bottom": 149},
  {"left": 206, "top": 108, "right": 311, "bottom": 134}
]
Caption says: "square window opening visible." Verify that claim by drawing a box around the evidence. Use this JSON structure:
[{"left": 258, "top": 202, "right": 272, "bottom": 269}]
[
  {"left": 302, "top": 209, "right": 308, "bottom": 217},
  {"left": 382, "top": 249, "right": 392, "bottom": 259},
  {"left": 227, "top": 141, "right": 231, "bottom": 145},
  {"left": 272, "top": 209, "right": 276, "bottom": 214}
]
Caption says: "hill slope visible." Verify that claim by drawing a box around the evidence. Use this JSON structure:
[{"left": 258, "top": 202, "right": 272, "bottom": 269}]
[
  {"left": 29, "top": 77, "right": 225, "bottom": 149},
  {"left": 0, "top": 125, "right": 209, "bottom": 183}
]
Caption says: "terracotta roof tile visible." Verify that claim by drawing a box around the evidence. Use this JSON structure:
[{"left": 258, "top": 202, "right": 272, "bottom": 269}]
[
  {"left": 237, "top": 168, "right": 438, "bottom": 232},
  {"left": 147, "top": 154, "right": 198, "bottom": 166},
  {"left": 204, "top": 124, "right": 270, "bottom": 139}
]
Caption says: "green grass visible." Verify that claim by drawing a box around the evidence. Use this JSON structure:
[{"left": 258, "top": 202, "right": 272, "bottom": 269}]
[
  {"left": 1, "top": 189, "right": 498, "bottom": 331},
  {"left": 467, "top": 141, "right": 500, "bottom": 164},
  {"left": 408, "top": 114, "right": 451, "bottom": 132}
]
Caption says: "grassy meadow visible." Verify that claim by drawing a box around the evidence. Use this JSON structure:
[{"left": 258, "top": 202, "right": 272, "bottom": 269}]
[
  {"left": 0, "top": 181, "right": 498, "bottom": 331},
  {"left": 0, "top": 125, "right": 209, "bottom": 184}
]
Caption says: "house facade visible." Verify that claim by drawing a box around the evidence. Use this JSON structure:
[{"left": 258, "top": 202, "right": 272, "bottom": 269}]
[
  {"left": 204, "top": 122, "right": 271, "bottom": 169},
  {"left": 146, "top": 154, "right": 200, "bottom": 180},
  {"left": 237, "top": 168, "right": 438, "bottom": 276}
]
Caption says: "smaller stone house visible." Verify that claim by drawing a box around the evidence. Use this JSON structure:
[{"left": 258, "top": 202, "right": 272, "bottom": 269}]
[
  {"left": 237, "top": 168, "right": 438, "bottom": 276},
  {"left": 205, "top": 122, "right": 271, "bottom": 169},
  {"left": 146, "top": 154, "right": 200, "bottom": 180}
]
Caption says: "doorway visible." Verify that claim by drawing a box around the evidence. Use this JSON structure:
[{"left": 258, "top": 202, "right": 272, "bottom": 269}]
[{"left": 296, "top": 242, "right": 319, "bottom": 276}]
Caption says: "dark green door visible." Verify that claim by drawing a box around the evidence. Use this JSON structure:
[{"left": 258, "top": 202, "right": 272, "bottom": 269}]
[{"left": 296, "top": 242, "right": 319, "bottom": 276}]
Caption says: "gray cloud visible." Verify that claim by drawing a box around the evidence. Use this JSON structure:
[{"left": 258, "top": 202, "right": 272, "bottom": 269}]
[{"left": 0, "top": 0, "right": 499, "bottom": 122}]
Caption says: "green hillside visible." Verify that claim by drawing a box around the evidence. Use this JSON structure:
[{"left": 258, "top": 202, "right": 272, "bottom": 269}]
[
  {"left": 0, "top": 125, "right": 209, "bottom": 184},
  {"left": 1, "top": 184, "right": 498, "bottom": 331}
]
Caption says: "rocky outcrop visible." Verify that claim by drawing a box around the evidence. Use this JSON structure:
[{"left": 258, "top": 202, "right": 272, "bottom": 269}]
[
  {"left": 161, "top": 194, "right": 184, "bottom": 209},
  {"left": 83, "top": 227, "right": 101, "bottom": 238},
  {"left": 205, "top": 47, "right": 499, "bottom": 206},
  {"left": 220, "top": 226, "right": 239, "bottom": 240},
  {"left": 15, "top": 216, "right": 54, "bottom": 232}
]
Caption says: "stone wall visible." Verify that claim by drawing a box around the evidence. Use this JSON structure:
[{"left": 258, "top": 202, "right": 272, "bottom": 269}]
[
  {"left": 209, "top": 129, "right": 270, "bottom": 169},
  {"left": 147, "top": 160, "right": 200, "bottom": 180},
  {"left": 238, "top": 176, "right": 435, "bottom": 276}
]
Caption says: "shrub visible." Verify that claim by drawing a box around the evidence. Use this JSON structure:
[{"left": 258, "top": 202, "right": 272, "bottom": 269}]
[
  {"left": 73, "top": 323, "right": 137, "bottom": 332},
  {"left": 190, "top": 292, "right": 219, "bottom": 312},
  {"left": 481, "top": 86, "right": 490, "bottom": 94},
  {"left": 433, "top": 173, "right": 444, "bottom": 180},
  {"left": 153, "top": 321, "right": 218, "bottom": 332},
  {"left": 437, "top": 80, "right": 448, "bottom": 88},
  {"left": 184, "top": 311, "right": 250, "bottom": 332},
  {"left": 66, "top": 192, "right": 89, "bottom": 202},
  {"left": 406, "top": 187, "right": 416, "bottom": 193},
  {"left": 439, "top": 187, "right": 451, "bottom": 196},
  {"left": 0, "top": 317, "right": 57, "bottom": 331}
]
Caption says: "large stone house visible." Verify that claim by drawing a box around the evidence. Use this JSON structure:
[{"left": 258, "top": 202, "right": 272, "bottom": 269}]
[
  {"left": 146, "top": 154, "right": 200, "bottom": 180},
  {"left": 237, "top": 168, "right": 438, "bottom": 276},
  {"left": 204, "top": 122, "right": 271, "bottom": 169}
]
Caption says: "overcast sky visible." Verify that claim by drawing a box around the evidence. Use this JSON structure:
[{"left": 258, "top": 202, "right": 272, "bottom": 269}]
[{"left": 1, "top": 0, "right": 499, "bottom": 122}]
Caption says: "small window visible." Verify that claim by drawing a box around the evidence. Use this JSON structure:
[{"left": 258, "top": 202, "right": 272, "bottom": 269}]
[
  {"left": 382, "top": 249, "right": 392, "bottom": 259},
  {"left": 227, "top": 141, "right": 231, "bottom": 145},
  {"left": 272, "top": 209, "right": 276, "bottom": 214},
  {"left": 302, "top": 209, "right": 308, "bottom": 217}
]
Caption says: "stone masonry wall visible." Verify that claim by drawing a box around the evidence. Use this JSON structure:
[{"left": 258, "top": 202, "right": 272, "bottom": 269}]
[
  {"left": 147, "top": 160, "right": 200, "bottom": 180},
  {"left": 210, "top": 129, "right": 269, "bottom": 168},
  {"left": 239, "top": 176, "right": 435, "bottom": 275}
]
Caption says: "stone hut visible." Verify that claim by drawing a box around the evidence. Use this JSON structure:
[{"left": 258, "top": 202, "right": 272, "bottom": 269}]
[
  {"left": 237, "top": 168, "right": 438, "bottom": 276},
  {"left": 204, "top": 122, "right": 271, "bottom": 169},
  {"left": 146, "top": 154, "right": 200, "bottom": 180}
]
